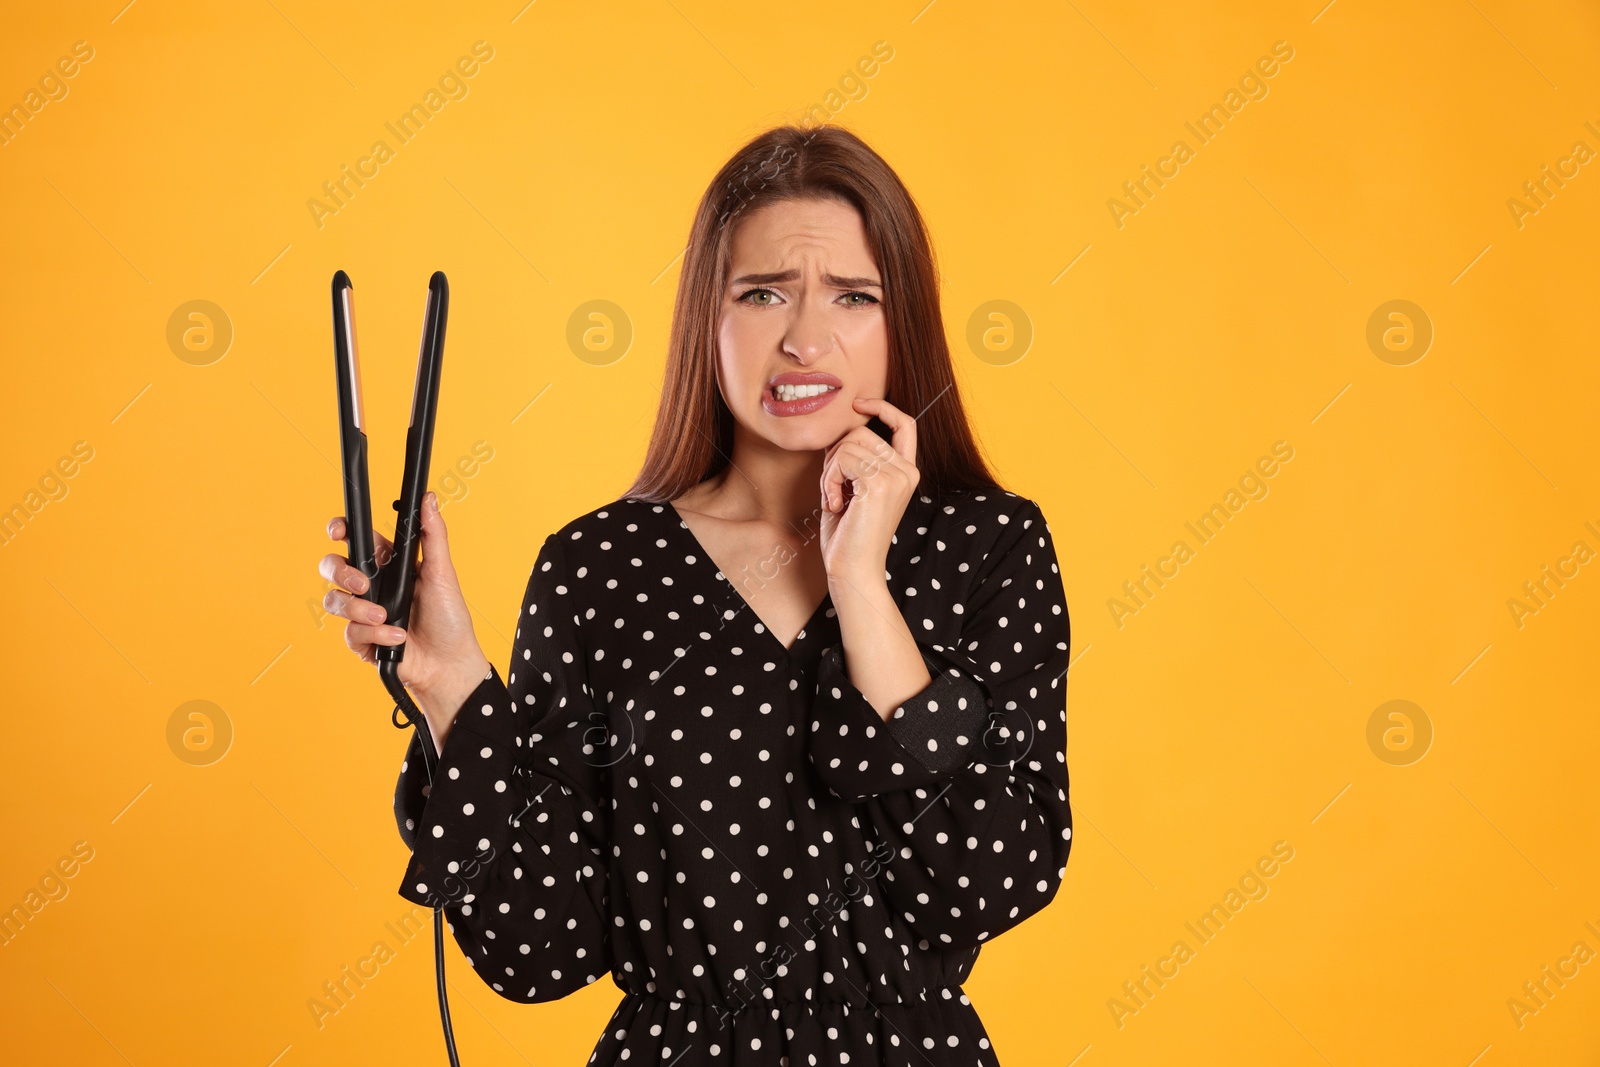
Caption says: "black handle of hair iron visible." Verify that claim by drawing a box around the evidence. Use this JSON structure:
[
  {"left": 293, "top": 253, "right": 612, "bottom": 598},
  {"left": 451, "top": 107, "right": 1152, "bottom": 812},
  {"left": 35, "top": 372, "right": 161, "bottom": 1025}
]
[
  {"left": 330, "top": 269, "right": 461, "bottom": 1067},
  {"left": 331, "top": 271, "right": 377, "bottom": 591},
  {"left": 375, "top": 271, "right": 448, "bottom": 660}
]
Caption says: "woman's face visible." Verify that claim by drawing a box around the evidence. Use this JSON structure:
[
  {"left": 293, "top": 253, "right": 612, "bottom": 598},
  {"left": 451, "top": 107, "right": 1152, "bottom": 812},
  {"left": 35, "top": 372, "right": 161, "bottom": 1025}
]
[{"left": 715, "top": 196, "right": 888, "bottom": 454}]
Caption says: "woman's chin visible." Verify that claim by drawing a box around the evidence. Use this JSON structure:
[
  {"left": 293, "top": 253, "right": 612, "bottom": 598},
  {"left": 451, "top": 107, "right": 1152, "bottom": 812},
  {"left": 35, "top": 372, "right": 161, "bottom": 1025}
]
[{"left": 756, "top": 417, "right": 847, "bottom": 453}]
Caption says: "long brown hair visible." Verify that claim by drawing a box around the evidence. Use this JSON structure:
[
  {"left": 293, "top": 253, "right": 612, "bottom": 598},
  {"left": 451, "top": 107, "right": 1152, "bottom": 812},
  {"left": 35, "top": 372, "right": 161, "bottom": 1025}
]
[{"left": 624, "top": 124, "right": 1001, "bottom": 502}]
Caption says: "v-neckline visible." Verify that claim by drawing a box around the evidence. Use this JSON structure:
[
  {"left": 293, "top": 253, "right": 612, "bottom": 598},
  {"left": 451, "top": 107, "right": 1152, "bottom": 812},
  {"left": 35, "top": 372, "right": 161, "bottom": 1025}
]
[{"left": 658, "top": 501, "right": 834, "bottom": 658}]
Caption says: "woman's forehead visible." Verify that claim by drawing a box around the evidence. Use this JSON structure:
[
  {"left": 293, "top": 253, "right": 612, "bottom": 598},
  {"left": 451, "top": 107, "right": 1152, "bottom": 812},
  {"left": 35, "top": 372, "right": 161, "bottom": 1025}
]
[{"left": 726, "top": 199, "right": 877, "bottom": 278}]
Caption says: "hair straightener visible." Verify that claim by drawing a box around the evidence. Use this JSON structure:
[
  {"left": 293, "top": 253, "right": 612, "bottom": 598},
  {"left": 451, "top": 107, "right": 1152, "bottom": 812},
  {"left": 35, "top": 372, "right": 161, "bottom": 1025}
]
[{"left": 330, "top": 269, "right": 462, "bottom": 1066}]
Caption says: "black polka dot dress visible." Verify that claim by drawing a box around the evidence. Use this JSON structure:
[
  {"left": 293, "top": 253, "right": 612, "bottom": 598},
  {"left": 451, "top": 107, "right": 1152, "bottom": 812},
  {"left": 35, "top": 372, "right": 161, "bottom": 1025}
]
[{"left": 393, "top": 487, "right": 1072, "bottom": 1065}]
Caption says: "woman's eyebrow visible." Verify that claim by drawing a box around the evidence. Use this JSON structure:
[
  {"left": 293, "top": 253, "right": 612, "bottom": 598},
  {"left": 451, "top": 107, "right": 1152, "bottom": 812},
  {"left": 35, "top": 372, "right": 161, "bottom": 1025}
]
[{"left": 730, "top": 269, "right": 882, "bottom": 289}]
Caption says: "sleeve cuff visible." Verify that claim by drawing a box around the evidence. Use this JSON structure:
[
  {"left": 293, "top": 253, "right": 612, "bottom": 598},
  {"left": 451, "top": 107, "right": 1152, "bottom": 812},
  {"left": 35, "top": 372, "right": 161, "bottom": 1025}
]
[
  {"left": 393, "top": 664, "right": 522, "bottom": 904},
  {"left": 807, "top": 642, "right": 989, "bottom": 801}
]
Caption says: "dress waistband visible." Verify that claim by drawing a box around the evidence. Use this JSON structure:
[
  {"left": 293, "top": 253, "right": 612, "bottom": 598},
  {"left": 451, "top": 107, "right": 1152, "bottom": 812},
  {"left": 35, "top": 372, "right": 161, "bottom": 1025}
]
[{"left": 617, "top": 984, "right": 961, "bottom": 1012}]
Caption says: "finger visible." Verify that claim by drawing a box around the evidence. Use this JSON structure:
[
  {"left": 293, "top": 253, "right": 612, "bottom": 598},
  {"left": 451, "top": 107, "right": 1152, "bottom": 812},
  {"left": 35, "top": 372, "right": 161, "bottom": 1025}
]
[
  {"left": 343, "top": 622, "right": 376, "bottom": 664},
  {"left": 820, "top": 449, "right": 847, "bottom": 513},
  {"left": 823, "top": 442, "right": 879, "bottom": 510},
  {"left": 419, "top": 491, "right": 455, "bottom": 574},
  {"left": 820, "top": 426, "right": 871, "bottom": 512},
  {"left": 843, "top": 426, "right": 900, "bottom": 467},
  {"left": 833, "top": 439, "right": 915, "bottom": 508},
  {"left": 821, "top": 431, "right": 849, "bottom": 472},
  {"left": 318, "top": 552, "right": 376, "bottom": 596},
  {"left": 345, "top": 621, "right": 407, "bottom": 651},
  {"left": 328, "top": 515, "right": 394, "bottom": 561},
  {"left": 324, "top": 586, "right": 388, "bottom": 624},
  {"left": 834, "top": 439, "right": 897, "bottom": 486},
  {"left": 852, "top": 396, "right": 917, "bottom": 466}
]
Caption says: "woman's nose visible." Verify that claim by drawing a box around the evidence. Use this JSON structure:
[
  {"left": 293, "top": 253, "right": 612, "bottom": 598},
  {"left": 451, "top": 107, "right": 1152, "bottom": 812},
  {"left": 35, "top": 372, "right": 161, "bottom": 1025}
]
[{"left": 782, "top": 298, "right": 835, "bottom": 362}]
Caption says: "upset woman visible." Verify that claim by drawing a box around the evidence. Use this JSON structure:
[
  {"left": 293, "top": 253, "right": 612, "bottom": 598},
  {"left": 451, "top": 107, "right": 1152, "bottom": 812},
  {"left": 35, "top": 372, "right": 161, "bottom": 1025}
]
[{"left": 320, "top": 123, "right": 1072, "bottom": 1066}]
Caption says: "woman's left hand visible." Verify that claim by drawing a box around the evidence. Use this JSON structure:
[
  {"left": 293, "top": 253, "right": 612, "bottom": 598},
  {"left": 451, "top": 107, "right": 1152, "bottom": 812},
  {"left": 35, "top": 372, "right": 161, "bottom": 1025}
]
[{"left": 819, "top": 397, "right": 920, "bottom": 587}]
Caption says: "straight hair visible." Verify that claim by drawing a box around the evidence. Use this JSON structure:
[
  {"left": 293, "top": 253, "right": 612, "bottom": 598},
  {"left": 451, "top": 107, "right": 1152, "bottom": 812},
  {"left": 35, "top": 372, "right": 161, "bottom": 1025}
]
[{"left": 625, "top": 124, "right": 1002, "bottom": 502}]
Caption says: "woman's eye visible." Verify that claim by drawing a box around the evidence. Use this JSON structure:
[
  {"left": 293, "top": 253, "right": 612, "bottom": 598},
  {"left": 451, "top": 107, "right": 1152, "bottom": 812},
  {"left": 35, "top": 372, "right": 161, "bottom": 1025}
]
[{"left": 736, "top": 288, "right": 877, "bottom": 307}]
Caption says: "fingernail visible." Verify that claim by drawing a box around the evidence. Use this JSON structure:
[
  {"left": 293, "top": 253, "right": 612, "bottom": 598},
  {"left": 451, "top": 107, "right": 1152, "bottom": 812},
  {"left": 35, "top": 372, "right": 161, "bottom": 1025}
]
[{"left": 389, "top": 628, "right": 406, "bottom": 642}]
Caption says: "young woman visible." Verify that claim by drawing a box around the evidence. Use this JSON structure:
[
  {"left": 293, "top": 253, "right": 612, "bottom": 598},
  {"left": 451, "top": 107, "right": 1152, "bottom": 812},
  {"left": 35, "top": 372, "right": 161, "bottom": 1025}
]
[{"left": 320, "top": 124, "right": 1071, "bottom": 1065}]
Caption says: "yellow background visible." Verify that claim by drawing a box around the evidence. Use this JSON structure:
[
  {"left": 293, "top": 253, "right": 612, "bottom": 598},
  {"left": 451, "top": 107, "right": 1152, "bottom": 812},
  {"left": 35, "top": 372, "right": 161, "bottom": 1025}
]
[{"left": 2, "top": 0, "right": 1597, "bottom": 1063}]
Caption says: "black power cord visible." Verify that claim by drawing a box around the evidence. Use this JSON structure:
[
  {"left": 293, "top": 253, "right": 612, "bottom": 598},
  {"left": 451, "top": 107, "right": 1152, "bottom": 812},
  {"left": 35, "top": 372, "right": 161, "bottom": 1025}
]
[{"left": 381, "top": 658, "right": 462, "bottom": 1067}]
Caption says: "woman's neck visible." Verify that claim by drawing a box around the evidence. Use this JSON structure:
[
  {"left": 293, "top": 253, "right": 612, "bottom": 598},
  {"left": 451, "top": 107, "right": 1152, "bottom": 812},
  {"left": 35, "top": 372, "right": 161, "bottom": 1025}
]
[{"left": 675, "top": 429, "right": 826, "bottom": 532}]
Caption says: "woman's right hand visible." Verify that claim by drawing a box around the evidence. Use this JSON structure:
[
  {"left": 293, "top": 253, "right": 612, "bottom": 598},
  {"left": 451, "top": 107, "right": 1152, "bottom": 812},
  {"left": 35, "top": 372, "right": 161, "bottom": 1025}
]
[{"left": 320, "top": 490, "right": 491, "bottom": 752}]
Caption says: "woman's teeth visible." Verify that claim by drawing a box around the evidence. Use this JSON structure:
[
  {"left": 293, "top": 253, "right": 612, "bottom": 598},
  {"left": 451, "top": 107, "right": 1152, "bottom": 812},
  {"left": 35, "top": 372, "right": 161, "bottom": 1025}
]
[{"left": 773, "top": 383, "right": 839, "bottom": 401}]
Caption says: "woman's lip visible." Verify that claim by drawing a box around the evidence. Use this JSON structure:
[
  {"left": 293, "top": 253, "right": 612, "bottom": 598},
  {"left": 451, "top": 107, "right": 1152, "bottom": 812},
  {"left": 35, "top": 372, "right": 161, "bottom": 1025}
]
[
  {"left": 762, "top": 385, "right": 843, "bottom": 417},
  {"left": 767, "top": 371, "right": 843, "bottom": 389}
]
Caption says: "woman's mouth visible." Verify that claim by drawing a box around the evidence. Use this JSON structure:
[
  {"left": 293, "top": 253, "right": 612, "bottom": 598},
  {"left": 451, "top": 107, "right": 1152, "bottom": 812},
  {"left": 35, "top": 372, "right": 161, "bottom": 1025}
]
[{"left": 763, "top": 382, "right": 842, "bottom": 417}]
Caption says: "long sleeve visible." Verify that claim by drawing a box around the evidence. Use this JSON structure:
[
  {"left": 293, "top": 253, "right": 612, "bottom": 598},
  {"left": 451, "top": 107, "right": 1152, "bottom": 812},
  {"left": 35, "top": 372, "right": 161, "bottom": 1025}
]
[
  {"left": 391, "top": 530, "right": 612, "bottom": 1002},
  {"left": 805, "top": 495, "right": 1071, "bottom": 952}
]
